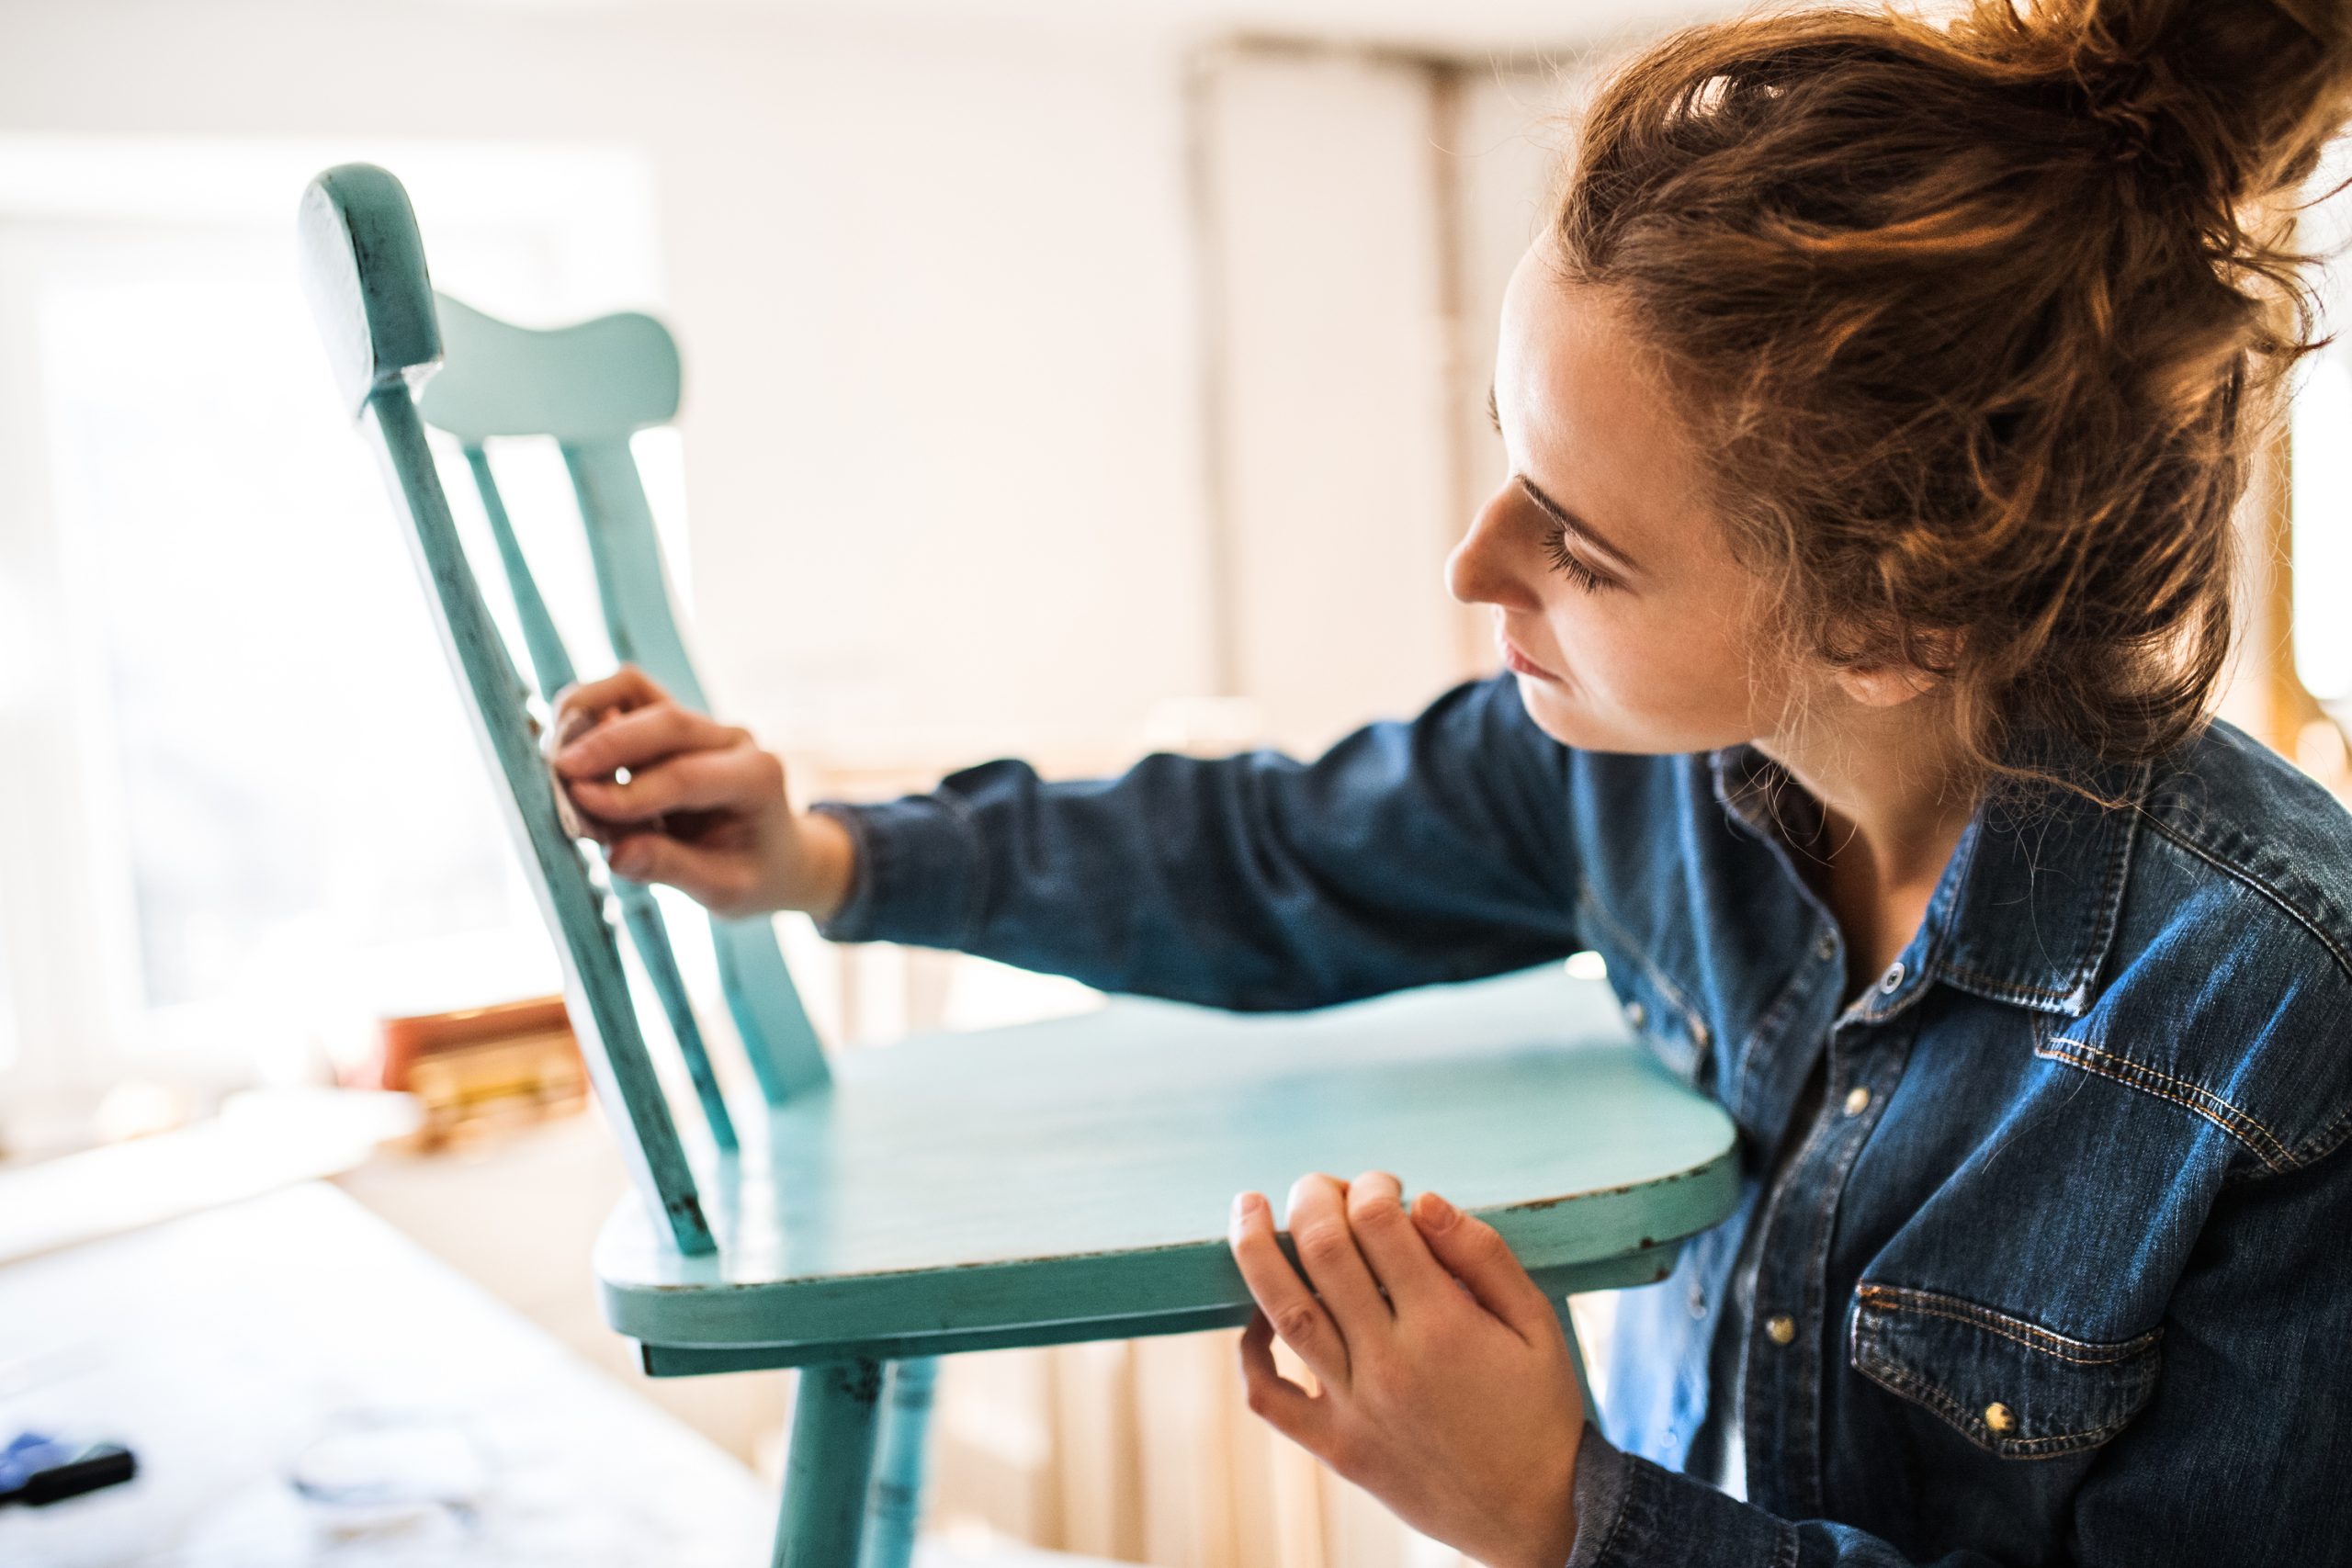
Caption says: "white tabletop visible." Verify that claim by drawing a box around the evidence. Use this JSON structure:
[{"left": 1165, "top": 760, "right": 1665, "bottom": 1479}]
[{"left": 0, "top": 1182, "right": 769, "bottom": 1567}]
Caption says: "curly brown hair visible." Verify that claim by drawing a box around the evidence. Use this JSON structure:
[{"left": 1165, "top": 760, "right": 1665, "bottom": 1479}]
[{"left": 1553, "top": 0, "right": 2352, "bottom": 795}]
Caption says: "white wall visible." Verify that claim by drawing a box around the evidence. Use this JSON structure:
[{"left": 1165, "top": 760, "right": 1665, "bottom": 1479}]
[
  {"left": 0, "top": 2, "right": 1611, "bottom": 779},
  {"left": 0, "top": 0, "right": 1219, "bottom": 772}
]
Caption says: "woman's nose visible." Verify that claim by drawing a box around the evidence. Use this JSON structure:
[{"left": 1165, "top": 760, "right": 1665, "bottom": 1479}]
[{"left": 1446, "top": 487, "right": 1539, "bottom": 613}]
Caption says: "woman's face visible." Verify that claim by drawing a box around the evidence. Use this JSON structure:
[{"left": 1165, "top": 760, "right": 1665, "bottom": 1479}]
[{"left": 1447, "top": 243, "right": 1800, "bottom": 754}]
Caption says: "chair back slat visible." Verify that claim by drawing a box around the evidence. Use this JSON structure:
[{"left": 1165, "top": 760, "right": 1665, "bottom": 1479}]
[
  {"left": 460, "top": 442, "right": 740, "bottom": 1154},
  {"left": 424, "top": 291, "right": 831, "bottom": 1106},
  {"left": 299, "top": 163, "right": 716, "bottom": 1256},
  {"left": 560, "top": 438, "right": 831, "bottom": 1103},
  {"left": 422, "top": 288, "right": 829, "bottom": 1106},
  {"left": 461, "top": 443, "right": 578, "bottom": 694}
]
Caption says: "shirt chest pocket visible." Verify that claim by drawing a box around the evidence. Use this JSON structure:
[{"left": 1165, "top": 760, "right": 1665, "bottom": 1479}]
[{"left": 1848, "top": 1282, "right": 2164, "bottom": 1460}]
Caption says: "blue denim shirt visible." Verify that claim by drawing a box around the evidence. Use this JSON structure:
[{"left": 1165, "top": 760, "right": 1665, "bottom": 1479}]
[{"left": 814, "top": 673, "right": 2352, "bottom": 1566}]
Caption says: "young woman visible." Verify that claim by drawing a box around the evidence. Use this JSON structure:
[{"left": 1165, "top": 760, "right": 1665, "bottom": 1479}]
[{"left": 550, "top": 0, "right": 2352, "bottom": 1561}]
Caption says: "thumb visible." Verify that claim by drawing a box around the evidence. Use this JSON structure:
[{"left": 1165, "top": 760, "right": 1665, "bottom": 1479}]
[
  {"left": 608, "top": 833, "right": 755, "bottom": 915},
  {"left": 1409, "top": 1190, "right": 1557, "bottom": 1340}
]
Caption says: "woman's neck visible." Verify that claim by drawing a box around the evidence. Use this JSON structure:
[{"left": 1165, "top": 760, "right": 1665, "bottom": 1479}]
[{"left": 1755, "top": 697, "right": 1980, "bottom": 1000}]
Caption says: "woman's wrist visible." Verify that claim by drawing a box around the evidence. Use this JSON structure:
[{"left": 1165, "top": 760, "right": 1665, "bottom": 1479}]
[
  {"left": 796, "top": 807, "right": 858, "bottom": 923},
  {"left": 1489, "top": 1438, "right": 1581, "bottom": 1568}
]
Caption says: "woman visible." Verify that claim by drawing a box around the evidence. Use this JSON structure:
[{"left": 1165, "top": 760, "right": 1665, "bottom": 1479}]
[{"left": 551, "top": 0, "right": 2352, "bottom": 1561}]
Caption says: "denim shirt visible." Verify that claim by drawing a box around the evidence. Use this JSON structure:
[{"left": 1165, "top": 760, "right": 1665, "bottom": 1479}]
[{"left": 813, "top": 674, "right": 2352, "bottom": 1567}]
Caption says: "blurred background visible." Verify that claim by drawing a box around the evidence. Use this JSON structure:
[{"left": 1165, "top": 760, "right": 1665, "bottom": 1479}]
[{"left": 1, "top": 1, "right": 2347, "bottom": 1563}]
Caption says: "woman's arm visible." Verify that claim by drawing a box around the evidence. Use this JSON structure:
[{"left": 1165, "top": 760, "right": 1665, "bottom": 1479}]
[{"left": 809, "top": 673, "right": 1583, "bottom": 1010}]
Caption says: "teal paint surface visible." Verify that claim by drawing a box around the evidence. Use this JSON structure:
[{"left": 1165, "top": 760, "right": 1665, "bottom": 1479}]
[
  {"left": 429, "top": 292, "right": 682, "bottom": 441},
  {"left": 299, "top": 164, "right": 714, "bottom": 1256},
  {"left": 776, "top": 1360, "right": 884, "bottom": 1566},
  {"left": 637, "top": 1244, "right": 1685, "bottom": 1376},
  {"left": 428, "top": 288, "right": 829, "bottom": 1105},
  {"left": 860, "top": 1358, "right": 937, "bottom": 1568},
  {"left": 459, "top": 440, "right": 737, "bottom": 1152},
  {"left": 559, "top": 436, "right": 831, "bottom": 1106},
  {"left": 601, "top": 965, "right": 1737, "bottom": 1348}
]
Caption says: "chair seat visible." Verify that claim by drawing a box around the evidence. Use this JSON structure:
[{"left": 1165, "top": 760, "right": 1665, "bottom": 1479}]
[{"left": 597, "top": 965, "right": 1738, "bottom": 1361}]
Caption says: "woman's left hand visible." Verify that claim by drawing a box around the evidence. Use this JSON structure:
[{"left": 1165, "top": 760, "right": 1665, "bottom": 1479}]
[{"left": 1227, "top": 1171, "right": 1585, "bottom": 1568}]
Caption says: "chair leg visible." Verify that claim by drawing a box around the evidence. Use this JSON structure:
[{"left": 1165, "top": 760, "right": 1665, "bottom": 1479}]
[
  {"left": 858, "top": 1357, "right": 939, "bottom": 1568},
  {"left": 774, "top": 1359, "right": 885, "bottom": 1567},
  {"left": 1560, "top": 1301, "right": 1603, "bottom": 1428}
]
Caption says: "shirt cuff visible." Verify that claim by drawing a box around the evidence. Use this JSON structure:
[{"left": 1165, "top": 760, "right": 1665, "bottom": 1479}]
[
  {"left": 1564, "top": 1433, "right": 1801, "bottom": 1568},
  {"left": 1563, "top": 1424, "right": 1632, "bottom": 1568},
  {"left": 808, "top": 796, "right": 986, "bottom": 951}
]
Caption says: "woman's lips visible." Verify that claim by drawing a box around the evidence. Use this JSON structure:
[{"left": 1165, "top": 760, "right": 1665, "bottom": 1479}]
[{"left": 1500, "top": 632, "right": 1566, "bottom": 684}]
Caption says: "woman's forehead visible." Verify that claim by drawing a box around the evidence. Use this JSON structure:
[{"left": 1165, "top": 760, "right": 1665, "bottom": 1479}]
[{"left": 1497, "top": 248, "right": 1718, "bottom": 575}]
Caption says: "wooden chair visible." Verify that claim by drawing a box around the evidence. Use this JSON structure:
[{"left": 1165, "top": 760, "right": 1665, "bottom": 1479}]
[{"left": 297, "top": 162, "right": 1740, "bottom": 1567}]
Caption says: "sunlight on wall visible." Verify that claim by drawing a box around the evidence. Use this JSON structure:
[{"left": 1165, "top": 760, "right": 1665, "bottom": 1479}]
[{"left": 2293, "top": 355, "right": 2352, "bottom": 704}]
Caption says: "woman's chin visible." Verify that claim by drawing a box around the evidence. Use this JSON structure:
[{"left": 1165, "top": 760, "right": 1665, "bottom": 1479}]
[
  {"left": 1511, "top": 674, "right": 1663, "bottom": 753},
  {"left": 1511, "top": 673, "right": 1590, "bottom": 746}
]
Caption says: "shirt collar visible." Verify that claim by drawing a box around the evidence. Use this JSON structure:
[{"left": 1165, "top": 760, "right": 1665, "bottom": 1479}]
[{"left": 1709, "top": 738, "right": 2152, "bottom": 1020}]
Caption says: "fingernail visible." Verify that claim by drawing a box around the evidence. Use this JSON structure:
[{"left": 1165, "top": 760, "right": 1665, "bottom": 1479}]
[{"left": 1418, "top": 1190, "right": 1459, "bottom": 1229}]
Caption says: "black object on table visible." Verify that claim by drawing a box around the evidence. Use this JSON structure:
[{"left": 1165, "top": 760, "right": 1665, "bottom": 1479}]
[{"left": 0, "top": 1434, "right": 137, "bottom": 1507}]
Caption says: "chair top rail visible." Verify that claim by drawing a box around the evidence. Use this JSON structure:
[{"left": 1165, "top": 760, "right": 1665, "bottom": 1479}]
[
  {"left": 425, "top": 293, "right": 681, "bottom": 443},
  {"left": 298, "top": 162, "right": 716, "bottom": 1256}
]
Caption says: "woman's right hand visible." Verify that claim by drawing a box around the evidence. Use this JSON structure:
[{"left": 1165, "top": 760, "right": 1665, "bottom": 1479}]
[{"left": 548, "top": 665, "right": 855, "bottom": 921}]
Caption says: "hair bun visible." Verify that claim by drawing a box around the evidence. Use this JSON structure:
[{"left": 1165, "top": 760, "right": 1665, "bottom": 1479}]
[{"left": 1963, "top": 0, "right": 2352, "bottom": 203}]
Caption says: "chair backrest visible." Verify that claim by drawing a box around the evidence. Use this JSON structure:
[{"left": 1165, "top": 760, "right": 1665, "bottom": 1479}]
[
  {"left": 297, "top": 162, "right": 824, "bottom": 1257},
  {"left": 421, "top": 294, "right": 832, "bottom": 1112}
]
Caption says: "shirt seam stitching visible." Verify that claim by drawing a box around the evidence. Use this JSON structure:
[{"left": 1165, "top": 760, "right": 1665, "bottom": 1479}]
[
  {"left": 1851, "top": 1354, "right": 2141, "bottom": 1458},
  {"left": 1853, "top": 1283, "right": 2163, "bottom": 1363},
  {"left": 2137, "top": 814, "right": 2352, "bottom": 986},
  {"left": 1575, "top": 883, "right": 1705, "bottom": 1041},
  {"left": 2037, "top": 1035, "right": 2297, "bottom": 1173}
]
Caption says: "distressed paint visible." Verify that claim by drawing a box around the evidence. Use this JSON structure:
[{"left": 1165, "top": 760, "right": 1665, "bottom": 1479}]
[
  {"left": 459, "top": 440, "right": 737, "bottom": 1153},
  {"left": 299, "top": 164, "right": 714, "bottom": 1256},
  {"left": 777, "top": 1360, "right": 884, "bottom": 1567},
  {"left": 637, "top": 1243, "right": 1684, "bottom": 1377},
  {"left": 600, "top": 965, "right": 1737, "bottom": 1348},
  {"left": 860, "top": 1357, "right": 938, "bottom": 1568}
]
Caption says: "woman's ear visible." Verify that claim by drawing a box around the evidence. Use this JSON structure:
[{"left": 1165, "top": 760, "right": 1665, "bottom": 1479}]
[
  {"left": 1832, "top": 627, "right": 1961, "bottom": 708},
  {"left": 1835, "top": 662, "right": 1942, "bottom": 707}
]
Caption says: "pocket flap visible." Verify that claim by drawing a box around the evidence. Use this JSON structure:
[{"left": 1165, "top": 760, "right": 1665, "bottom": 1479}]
[{"left": 1848, "top": 1282, "right": 2163, "bottom": 1460}]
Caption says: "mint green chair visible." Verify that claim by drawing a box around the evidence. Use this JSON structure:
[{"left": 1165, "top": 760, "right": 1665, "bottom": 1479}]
[{"left": 297, "top": 162, "right": 1740, "bottom": 1567}]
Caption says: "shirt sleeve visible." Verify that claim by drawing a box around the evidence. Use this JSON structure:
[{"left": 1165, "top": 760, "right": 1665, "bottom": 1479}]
[
  {"left": 1559, "top": 1139, "right": 2352, "bottom": 1568},
  {"left": 808, "top": 674, "right": 1584, "bottom": 1011}
]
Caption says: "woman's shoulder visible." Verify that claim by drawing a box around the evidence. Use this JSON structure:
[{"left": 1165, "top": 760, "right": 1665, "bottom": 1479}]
[{"left": 2074, "top": 716, "right": 2352, "bottom": 1179}]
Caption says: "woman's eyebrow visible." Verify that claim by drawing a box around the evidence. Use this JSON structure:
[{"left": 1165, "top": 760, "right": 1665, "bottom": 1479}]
[{"left": 1516, "top": 475, "right": 1645, "bottom": 577}]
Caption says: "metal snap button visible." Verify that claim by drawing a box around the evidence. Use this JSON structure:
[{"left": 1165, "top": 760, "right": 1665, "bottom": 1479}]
[
  {"left": 1815, "top": 931, "right": 1837, "bottom": 962},
  {"left": 1984, "top": 1402, "right": 2015, "bottom": 1434},
  {"left": 1625, "top": 999, "right": 1647, "bottom": 1030},
  {"left": 1878, "top": 961, "right": 1905, "bottom": 994},
  {"left": 1764, "top": 1314, "right": 1797, "bottom": 1346},
  {"left": 1843, "top": 1085, "right": 1871, "bottom": 1117}
]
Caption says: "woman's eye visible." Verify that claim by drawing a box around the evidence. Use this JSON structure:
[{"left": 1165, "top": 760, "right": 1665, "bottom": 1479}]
[{"left": 1542, "top": 527, "right": 1613, "bottom": 593}]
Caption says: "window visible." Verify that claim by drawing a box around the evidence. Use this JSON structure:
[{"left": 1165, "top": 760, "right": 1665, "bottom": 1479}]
[{"left": 0, "top": 138, "right": 660, "bottom": 1107}]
